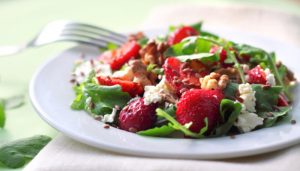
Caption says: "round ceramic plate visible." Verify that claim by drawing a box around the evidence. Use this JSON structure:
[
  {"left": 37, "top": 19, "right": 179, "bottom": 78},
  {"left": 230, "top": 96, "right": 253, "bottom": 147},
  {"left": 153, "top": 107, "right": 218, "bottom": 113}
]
[{"left": 29, "top": 27, "right": 300, "bottom": 159}]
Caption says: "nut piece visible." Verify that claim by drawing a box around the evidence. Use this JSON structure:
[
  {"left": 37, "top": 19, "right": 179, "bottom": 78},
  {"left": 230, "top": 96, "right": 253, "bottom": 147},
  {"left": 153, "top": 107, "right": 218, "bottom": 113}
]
[
  {"left": 139, "top": 40, "right": 169, "bottom": 67},
  {"left": 129, "top": 60, "right": 152, "bottom": 86},
  {"left": 200, "top": 72, "right": 229, "bottom": 90}
]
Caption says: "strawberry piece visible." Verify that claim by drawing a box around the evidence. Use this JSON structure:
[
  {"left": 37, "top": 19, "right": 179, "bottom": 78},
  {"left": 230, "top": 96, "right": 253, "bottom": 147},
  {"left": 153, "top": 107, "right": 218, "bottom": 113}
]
[
  {"left": 209, "top": 46, "right": 233, "bottom": 68},
  {"left": 118, "top": 98, "right": 157, "bottom": 132},
  {"left": 247, "top": 65, "right": 267, "bottom": 84},
  {"left": 168, "top": 26, "right": 199, "bottom": 45},
  {"left": 163, "top": 57, "right": 204, "bottom": 95},
  {"left": 97, "top": 76, "right": 143, "bottom": 97},
  {"left": 98, "top": 41, "right": 141, "bottom": 70},
  {"left": 176, "top": 89, "right": 224, "bottom": 133},
  {"left": 277, "top": 94, "right": 289, "bottom": 106}
]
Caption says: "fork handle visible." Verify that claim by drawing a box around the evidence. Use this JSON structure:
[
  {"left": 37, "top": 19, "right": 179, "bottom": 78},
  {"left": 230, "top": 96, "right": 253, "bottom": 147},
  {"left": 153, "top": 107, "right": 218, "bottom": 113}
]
[{"left": 0, "top": 45, "right": 27, "bottom": 57}]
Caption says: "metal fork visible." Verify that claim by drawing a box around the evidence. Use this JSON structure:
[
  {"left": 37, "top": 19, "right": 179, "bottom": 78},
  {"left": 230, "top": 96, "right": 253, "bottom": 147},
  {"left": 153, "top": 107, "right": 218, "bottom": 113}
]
[{"left": 0, "top": 20, "right": 128, "bottom": 56}]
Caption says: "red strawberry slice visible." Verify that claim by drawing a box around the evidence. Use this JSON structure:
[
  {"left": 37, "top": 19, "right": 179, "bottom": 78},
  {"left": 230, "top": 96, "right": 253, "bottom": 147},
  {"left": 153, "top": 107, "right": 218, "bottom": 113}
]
[
  {"left": 168, "top": 26, "right": 199, "bottom": 45},
  {"left": 118, "top": 98, "right": 157, "bottom": 132},
  {"left": 277, "top": 94, "right": 289, "bottom": 106},
  {"left": 163, "top": 57, "right": 205, "bottom": 95},
  {"left": 176, "top": 89, "right": 224, "bottom": 133},
  {"left": 98, "top": 41, "right": 140, "bottom": 70},
  {"left": 97, "top": 76, "right": 143, "bottom": 97},
  {"left": 209, "top": 46, "right": 233, "bottom": 68},
  {"left": 247, "top": 65, "right": 267, "bottom": 84}
]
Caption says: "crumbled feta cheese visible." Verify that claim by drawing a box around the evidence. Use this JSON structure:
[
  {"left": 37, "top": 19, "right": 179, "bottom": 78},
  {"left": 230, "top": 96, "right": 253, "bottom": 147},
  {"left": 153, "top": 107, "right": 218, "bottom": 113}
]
[
  {"left": 143, "top": 77, "right": 169, "bottom": 105},
  {"left": 234, "top": 107, "right": 264, "bottom": 133},
  {"left": 73, "top": 59, "right": 112, "bottom": 83},
  {"left": 264, "top": 68, "right": 276, "bottom": 86},
  {"left": 235, "top": 84, "right": 264, "bottom": 132},
  {"left": 238, "top": 83, "right": 256, "bottom": 112},
  {"left": 102, "top": 108, "right": 117, "bottom": 123}
]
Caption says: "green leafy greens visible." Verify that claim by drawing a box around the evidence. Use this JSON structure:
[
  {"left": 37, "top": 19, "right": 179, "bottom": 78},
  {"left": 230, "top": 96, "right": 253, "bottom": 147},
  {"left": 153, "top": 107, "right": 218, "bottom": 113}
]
[
  {"left": 0, "top": 135, "right": 51, "bottom": 168},
  {"left": 0, "top": 99, "right": 5, "bottom": 128},
  {"left": 213, "top": 99, "right": 242, "bottom": 136},
  {"left": 155, "top": 108, "right": 208, "bottom": 138},
  {"left": 71, "top": 71, "right": 131, "bottom": 115}
]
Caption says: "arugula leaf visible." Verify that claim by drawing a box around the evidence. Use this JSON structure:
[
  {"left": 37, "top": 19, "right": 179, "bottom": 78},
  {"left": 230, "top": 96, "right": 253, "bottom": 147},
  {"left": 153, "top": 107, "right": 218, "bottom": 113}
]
[
  {"left": 176, "top": 53, "right": 219, "bottom": 63},
  {"left": 156, "top": 108, "right": 208, "bottom": 138},
  {"left": 190, "top": 21, "right": 203, "bottom": 32},
  {"left": 0, "top": 99, "right": 5, "bottom": 128},
  {"left": 258, "top": 106, "right": 291, "bottom": 127},
  {"left": 214, "top": 99, "right": 242, "bottom": 136},
  {"left": 0, "top": 135, "right": 51, "bottom": 168},
  {"left": 223, "top": 82, "right": 238, "bottom": 100},
  {"left": 252, "top": 84, "right": 282, "bottom": 112},
  {"left": 137, "top": 125, "right": 175, "bottom": 137}
]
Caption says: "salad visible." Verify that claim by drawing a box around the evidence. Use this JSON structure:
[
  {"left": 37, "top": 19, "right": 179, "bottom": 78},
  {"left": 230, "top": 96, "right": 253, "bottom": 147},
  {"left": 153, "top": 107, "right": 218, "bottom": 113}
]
[{"left": 70, "top": 22, "right": 296, "bottom": 138}]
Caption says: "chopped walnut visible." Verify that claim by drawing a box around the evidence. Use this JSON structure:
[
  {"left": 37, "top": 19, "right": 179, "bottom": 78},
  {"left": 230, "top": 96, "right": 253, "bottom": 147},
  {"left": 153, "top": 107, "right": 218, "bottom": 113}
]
[
  {"left": 200, "top": 72, "right": 229, "bottom": 90},
  {"left": 139, "top": 40, "right": 169, "bottom": 67},
  {"left": 129, "top": 60, "right": 152, "bottom": 86},
  {"left": 215, "top": 67, "right": 241, "bottom": 83}
]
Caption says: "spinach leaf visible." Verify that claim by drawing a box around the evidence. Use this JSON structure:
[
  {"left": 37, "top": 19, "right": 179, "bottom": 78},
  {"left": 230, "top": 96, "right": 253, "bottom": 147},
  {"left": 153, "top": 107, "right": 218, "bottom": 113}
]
[
  {"left": 176, "top": 53, "right": 219, "bottom": 63},
  {"left": 164, "top": 36, "right": 221, "bottom": 57},
  {"left": 137, "top": 125, "right": 175, "bottom": 137},
  {"left": 156, "top": 108, "right": 208, "bottom": 138},
  {"left": 214, "top": 99, "right": 242, "bottom": 136},
  {"left": 223, "top": 82, "right": 238, "bottom": 100},
  {"left": 71, "top": 71, "right": 131, "bottom": 115},
  {"left": 0, "top": 100, "right": 5, "bottom": 128},
  {"left": 258, "top": 106, "right": 291, "bottom": 127},
  {"left": 0, "top": 135, "right": 51, "bottom": 168},
  {"left": 252, "top": 84, "right": 282, "bottom": 112}
]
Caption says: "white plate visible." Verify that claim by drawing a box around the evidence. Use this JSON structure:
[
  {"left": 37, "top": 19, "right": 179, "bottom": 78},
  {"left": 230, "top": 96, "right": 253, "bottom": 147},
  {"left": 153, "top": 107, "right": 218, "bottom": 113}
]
[{"left": 30, "top": 27, "right": 300, "bottom": 159}]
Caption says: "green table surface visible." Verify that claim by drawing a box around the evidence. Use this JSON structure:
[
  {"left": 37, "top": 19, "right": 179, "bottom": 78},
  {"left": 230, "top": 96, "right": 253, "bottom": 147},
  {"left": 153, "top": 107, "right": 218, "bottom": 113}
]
[{"left": 0, "top": 0, "right": 300, "bottom": 170}]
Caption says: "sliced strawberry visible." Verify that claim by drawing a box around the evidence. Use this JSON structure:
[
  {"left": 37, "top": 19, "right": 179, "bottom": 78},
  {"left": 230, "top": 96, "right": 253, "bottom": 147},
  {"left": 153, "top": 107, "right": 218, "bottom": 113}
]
[
  {"left": 176, "top": 89, "right": 224, "bottom": 133},
  {"left": 97, "top": 76, "right": 143, "bottom": 97},
  {"left": 247, "top": 65, "right": 267, "bottom": 84},
  {"left": 98, "top": 41, "right": 141, "bottom": 70},
  {"left": 277, "top": 94, "right": 289, "bottom": 106},
  {"left": 209, "top": 46, "right": 233, "bottom": 68},
  {"left": 163, "top": 57, "right": 204, "bottom": 95},
  {"left": 168, "top": 26, "right": 199, "bottom": 45}
]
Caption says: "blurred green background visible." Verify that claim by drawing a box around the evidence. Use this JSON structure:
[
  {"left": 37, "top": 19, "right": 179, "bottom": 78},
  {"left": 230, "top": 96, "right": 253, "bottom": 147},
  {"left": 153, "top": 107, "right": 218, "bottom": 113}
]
[{"left": 0, "top": 0, "right": 300, "bottom": 170}]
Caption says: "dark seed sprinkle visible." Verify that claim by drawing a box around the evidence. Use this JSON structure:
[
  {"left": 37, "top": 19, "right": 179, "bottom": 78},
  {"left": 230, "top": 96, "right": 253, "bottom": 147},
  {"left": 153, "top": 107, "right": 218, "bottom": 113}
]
[
  {"left": 90, "top": 59, "right": 95, "bottom": 67},
  {"left": 103, "top": 124, "right": 110, "bottom": 129},
  {"left": 70, "top": 79, "right": 76, "bottom": 83},
  {"left": 229, "top": 135, "right": 236, "bottom": 139},
  {"left": 80, "top": 72, "right": 85, "bottom": 76},
  {"left": 291, "top": 119, "right": 297, "bottom": 125}
]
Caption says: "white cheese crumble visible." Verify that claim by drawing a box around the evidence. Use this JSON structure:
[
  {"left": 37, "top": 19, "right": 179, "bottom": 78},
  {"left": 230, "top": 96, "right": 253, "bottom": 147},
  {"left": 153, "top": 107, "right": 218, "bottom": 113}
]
[
  {"left": 112, "top": 67, "right": 134, "bottom": 81},
  {"left": 101, "top": 108, "right": 117, "bottom": 123},
  {"left": 234, "top": 105, "right": 264, "bottom": 133},
  {"left": 73, "top": 59, "right": 112, "bottom": 83},
  {"left": 264, "top": 68, "right": 276, "bottom": 86},
  {"left": 143, "top": 77, "right": 169, "bottom": 105},
  {"left": 234, "top": 83, "right": 264, "bottom": 133},
  {"left": 238, "top": 83, "right": 256, "bottom": 112}
]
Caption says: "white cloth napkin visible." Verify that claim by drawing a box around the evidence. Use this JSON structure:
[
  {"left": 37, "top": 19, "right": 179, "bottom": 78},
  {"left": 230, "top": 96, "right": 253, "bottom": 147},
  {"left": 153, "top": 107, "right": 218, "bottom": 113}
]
[
  {"left": 25, "top": 4, "right": 300, "bottom": 171},
  {"left": 24, "top": 134, "right": 300, "bottom": 171}
]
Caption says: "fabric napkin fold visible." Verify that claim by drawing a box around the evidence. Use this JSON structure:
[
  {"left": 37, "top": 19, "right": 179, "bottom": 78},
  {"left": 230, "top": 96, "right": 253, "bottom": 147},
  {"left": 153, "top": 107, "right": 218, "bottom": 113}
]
[
  {"left": 25, "top": 4, "right": 300, "bottom": 171},
  {"left": 24, "top": 134, "right": 300, "bottom": 171}
]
